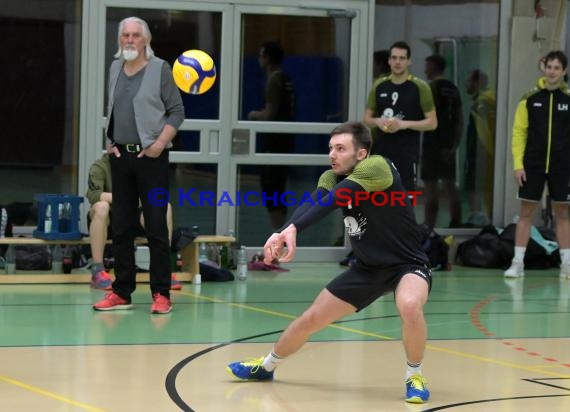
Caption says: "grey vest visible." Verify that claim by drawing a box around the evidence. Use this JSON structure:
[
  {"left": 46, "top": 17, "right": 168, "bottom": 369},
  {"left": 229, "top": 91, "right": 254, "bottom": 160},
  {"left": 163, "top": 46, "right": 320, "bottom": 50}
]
[{"left": 105, "top": 56, "right": 172, "bottom": 149}]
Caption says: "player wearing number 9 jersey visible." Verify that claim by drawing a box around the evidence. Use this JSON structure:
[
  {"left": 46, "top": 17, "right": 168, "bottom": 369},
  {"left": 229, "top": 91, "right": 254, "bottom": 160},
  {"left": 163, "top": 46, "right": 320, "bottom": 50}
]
[{"left": 363, "top": 41, "right": 437, "bottom": 193}]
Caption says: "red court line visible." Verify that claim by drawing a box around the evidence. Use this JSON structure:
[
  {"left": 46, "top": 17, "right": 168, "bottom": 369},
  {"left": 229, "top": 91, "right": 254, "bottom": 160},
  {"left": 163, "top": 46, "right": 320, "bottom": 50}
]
[{"left": 469, "top": 294, "right": 570, "bottom": 369}]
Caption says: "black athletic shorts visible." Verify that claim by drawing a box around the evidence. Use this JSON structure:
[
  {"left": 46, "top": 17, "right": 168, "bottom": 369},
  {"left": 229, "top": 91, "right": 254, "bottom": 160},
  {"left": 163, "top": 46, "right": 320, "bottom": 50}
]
[
  {"left": 517, "top": 172, "right": 570, "bottom": 202},
  {"left": 421, "top": 148, "right": 456, "bottom": 181},
  {"left": 325, "top": 263, "right": 432, "bottom": 312}
]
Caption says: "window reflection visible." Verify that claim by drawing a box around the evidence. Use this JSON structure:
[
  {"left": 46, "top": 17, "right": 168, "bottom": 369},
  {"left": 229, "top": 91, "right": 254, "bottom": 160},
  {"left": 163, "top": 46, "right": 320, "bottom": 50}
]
[
  {"left": 237, "top": 165, "right": 342, "bottom": 246},
  {"left": 463, "top": 68, "right": 496, "bottom": 225},
  {"left": 172, "top": 130, "right": 200, "bottom": 152},
  {"left": 374, "top": 0, "right": 499, "bottom": 228},
  {"left": 239, "top": 12, "right": 352, "bottom": 244},
  {"left": 0, "top": 1, "right": 81, "bottom": 204},
  {"left": 240, "top": 14, "right": 350, "bottom": 123},
  {"left": 170, "top": 164, "right": 217, "bottom": 234}
]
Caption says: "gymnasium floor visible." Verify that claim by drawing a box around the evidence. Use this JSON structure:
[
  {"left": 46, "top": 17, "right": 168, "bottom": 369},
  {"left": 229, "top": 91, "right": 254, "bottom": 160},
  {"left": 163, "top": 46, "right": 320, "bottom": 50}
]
[{"left": 1, "top": 263, "right": 569, "bottom": 412}]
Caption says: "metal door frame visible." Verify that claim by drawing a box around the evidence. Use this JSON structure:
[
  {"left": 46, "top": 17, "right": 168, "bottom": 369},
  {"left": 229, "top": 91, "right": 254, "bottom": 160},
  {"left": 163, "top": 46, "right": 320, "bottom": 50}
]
[{"left": 79, "top": 0, "right": 373, "bottom": 260}]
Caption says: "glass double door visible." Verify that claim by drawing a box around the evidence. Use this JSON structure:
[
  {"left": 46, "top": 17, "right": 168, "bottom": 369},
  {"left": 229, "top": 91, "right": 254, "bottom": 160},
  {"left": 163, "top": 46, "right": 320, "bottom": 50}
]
[{"left": 82, "top": 0, "right": 370, "bottom": 260}]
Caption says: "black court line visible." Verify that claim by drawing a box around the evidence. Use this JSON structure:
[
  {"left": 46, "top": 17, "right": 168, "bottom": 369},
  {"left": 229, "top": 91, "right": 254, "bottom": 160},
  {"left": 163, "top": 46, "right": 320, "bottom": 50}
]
[
  {"left": 522, "top": 377, "right": 570, "bottom": 391},
  {"left": 164, "top": 316, "right": 570, "bottom": 411},
  {"left": 164, "top": 312, "right": 403, "bottom": 411},
  {"left": 165, "top": 329, "right": 284, "bottom": 412},
  {"left": 166, "top": 333, "right": 570, "bottom": 412},
  {"left": 423, "top": 377, "right": 570, "bottom": 411},
  {"left": 422, "top": 394, "right": 570, "bottom": 411}
]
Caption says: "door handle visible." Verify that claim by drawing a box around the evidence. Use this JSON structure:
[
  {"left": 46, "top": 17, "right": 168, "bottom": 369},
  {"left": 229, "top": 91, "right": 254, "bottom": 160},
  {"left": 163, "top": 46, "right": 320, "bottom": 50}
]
[{"left": 231, "top": 129, "right": 250, "bottom": 155}]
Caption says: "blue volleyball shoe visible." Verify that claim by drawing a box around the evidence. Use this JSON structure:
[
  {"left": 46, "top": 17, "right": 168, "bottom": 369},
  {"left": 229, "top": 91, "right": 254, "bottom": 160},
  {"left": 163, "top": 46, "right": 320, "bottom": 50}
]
[
  {"left": 226, "top": 357, "right": 274, "bottom": 381},
  {"left": 405, "top": 374, "right": 430, "bottom": 403}
]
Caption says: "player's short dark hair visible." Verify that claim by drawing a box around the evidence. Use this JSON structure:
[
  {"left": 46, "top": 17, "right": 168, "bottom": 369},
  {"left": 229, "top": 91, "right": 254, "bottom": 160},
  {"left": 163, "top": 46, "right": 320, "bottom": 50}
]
[
  {"left": 544, "top": 50, "right": 568, "bottom": 70},
  {"left": 261, "top": 41, "right": 284, "bottom": 65},
  {"left": 425, "top": 54, "right": 446, "bottom": 73},
  {"left": 330, "top": 121, "right": 372, "bottom": 153},
  {"left": 390, "top": 41, "right": 411, "bottom": 59}
]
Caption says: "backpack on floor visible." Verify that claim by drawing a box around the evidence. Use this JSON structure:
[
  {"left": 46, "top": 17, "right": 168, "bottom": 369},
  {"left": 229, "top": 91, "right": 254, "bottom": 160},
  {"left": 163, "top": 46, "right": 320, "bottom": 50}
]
[
  {"left": 499, "top": 223, "right": 560, "bottom": 269},
  {"left": 456, "top": 225, "right": 510, "bottom": 268},
  {"left": 419, "top": 225, "right": 450, "bottom": 271},
  {"left": 171, "top": 227, "right": 198, "bottom": 252},
  {"left": 199, "top": 262, "right": 235, "bottom": 281},
  {"left": 15, "top": 244, "right": 52, "bottom": 270}
]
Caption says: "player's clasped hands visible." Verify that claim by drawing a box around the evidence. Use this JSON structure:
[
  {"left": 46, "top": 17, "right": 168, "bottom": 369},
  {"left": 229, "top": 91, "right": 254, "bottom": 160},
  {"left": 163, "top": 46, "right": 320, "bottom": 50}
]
[
  {"left": 263, "top": 224, "right": 298, "bottom": 264},
  {"left": 377, "top": 116, "right": 404, "bottom": 133}
]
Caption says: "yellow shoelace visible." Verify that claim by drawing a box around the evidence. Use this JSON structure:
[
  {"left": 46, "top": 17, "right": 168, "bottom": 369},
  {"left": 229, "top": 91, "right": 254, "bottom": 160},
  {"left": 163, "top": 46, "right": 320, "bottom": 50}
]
[
  {"left": 241, "top": 356, "right": 265, "bottom": 373},
  {"left": 407, "top": 374, "right": 427, "bottom": 390}
]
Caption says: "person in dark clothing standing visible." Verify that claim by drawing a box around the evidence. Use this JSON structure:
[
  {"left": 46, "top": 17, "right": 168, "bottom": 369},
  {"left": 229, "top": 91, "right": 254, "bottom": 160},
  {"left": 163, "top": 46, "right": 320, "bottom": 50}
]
[
  {"left": 93, "top": 16, "right": 184, "bottom": 314},
  {"left": 464, "top": 69, "right": 496, "bottom": 224},
  {"left": 86, "top": 154, "right": 181, "bottom": 292},
  {"left": 226, "top": 121, "right": 432, "bottom": 404},
  {"left": 248, "top": 41, "right": 296, "bottom": 229},
  {"left": 364, "top": 41, "right": 437, "bottom": 194},
  {"left": 421, "top": 55, "right": 463, "bottom": 228}
]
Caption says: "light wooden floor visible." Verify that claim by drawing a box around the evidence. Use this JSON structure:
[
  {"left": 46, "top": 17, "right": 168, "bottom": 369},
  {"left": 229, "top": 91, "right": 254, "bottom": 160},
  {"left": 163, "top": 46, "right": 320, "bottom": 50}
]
[{"left": 1, "top": 264, "right": 569, "bottom": 411}]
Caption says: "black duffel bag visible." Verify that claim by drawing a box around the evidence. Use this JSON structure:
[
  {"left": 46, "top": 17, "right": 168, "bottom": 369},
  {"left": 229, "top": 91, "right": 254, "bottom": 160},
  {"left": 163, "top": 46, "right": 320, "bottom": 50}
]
[{"left": 456, "top": 225, "right": 511, "bottom": 268}]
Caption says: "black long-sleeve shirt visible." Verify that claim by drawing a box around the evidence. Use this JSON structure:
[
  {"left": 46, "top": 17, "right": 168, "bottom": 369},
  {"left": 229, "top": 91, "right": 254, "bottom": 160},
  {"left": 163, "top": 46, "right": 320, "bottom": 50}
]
[{"left": 285, "top": 156, "right": 428, "bottom": 268}]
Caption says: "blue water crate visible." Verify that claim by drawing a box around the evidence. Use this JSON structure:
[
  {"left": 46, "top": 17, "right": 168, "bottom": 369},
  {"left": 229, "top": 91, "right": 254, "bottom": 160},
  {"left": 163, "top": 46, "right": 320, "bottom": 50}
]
[{"left": 33, "top": 194, "right": 84, "bottom": 240}]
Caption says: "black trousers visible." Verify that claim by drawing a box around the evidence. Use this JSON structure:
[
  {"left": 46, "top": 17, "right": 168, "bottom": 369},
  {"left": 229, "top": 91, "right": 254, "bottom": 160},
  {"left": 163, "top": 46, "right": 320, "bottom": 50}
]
[{"left": 110, "top": 149, "right": 171, "bottom": 298}]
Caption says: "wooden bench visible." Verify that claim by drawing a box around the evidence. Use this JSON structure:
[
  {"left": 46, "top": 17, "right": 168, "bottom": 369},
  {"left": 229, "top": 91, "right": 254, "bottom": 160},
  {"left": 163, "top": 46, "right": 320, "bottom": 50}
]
[
  {"left": 0, "top": 235, "right": 235, "bottom": 284},
  {"left": 178, "top": 235, "right": 235, "bottom": 278}
]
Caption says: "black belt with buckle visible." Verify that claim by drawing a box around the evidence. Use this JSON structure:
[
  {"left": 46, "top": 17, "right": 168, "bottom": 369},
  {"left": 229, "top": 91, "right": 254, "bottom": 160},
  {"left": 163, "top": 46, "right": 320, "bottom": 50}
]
[{"left": 116, "top": 143, "right": 142, "bottom": 153}]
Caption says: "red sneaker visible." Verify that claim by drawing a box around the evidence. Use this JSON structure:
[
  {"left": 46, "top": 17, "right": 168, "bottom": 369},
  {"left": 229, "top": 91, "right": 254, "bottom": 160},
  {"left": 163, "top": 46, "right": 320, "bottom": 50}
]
[
  {"left": 151, "top": 293, "right": 172, "bottom": 314},
  {"left": 170, "top": 274, "right": 183, "bottom": 290},
  {"left": 91, "top": 270, "right": 113, "bottom": 290},
  {"left": 93, "top": 292, "right": 133, "bottom": 311}
]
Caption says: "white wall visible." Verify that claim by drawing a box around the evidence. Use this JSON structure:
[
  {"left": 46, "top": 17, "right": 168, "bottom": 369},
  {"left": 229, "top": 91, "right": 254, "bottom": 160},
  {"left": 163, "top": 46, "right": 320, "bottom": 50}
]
[{"left": 374, "top": 3, "right": 499, "bottom": 78}]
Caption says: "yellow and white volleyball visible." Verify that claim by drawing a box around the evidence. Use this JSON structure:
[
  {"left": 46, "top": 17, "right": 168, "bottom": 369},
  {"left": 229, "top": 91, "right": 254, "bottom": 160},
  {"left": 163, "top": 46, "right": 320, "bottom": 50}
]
[{"left": 172, "top": 49, "right": 216, "bottom": 95}]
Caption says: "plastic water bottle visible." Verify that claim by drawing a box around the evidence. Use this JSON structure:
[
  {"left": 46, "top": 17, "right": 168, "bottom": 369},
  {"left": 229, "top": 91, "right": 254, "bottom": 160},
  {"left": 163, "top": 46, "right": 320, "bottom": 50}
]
[
  {"left": 176, "top": 253, "right": 183, "bottom": 271},
  {"left": 0, "top": 207, "right": 7, "bottom": 238},
  {"left": 199, "top": 243, "right": 208, "bottom": 263},
  {"left": 228, "top": 230, "right": 238, "bottom": 269},
  {"left": 237, "top": 246, "right": 248, "bottom": 281},
  {"left": 59, "top": 203, "right": 70, "bottom": 233},
  {"left": 5, "top": 245, "right": 16, "bottom": 274},
  {"left": 219, "top": 244, "right": 229, "bottom": 269},
  {"left": 44, "top": 204, "right": 52, "bottom": 233},
  {"left": 52, "top": 244, "right": 63, "bottom": 273}
]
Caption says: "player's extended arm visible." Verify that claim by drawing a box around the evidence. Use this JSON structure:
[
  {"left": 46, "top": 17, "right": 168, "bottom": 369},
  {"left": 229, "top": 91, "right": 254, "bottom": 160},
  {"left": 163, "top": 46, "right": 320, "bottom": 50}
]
[{"left": 264, "top": 179, "right": 365, "bottom": 264}]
